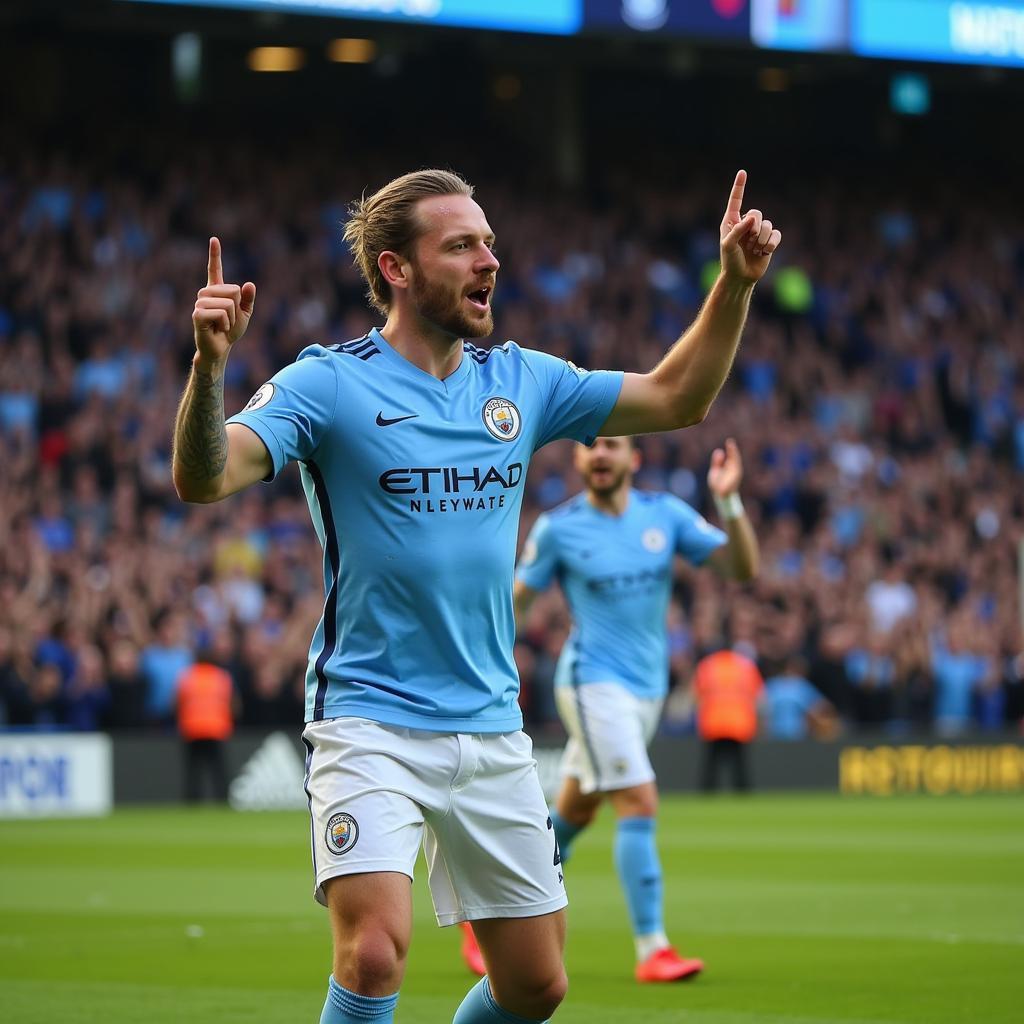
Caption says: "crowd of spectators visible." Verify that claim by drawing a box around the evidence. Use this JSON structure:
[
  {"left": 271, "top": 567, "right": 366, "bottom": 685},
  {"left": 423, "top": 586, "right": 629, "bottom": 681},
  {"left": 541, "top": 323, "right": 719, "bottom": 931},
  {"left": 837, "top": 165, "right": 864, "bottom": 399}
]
[{"left": 1, "top": 129, "right": 1022, "bottom": 741}]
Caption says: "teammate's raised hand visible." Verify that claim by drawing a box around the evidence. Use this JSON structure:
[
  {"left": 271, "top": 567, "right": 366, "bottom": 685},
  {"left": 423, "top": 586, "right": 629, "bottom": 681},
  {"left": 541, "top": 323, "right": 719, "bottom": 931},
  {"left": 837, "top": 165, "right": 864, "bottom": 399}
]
[
  {"left": 707, "top": 437, "right": 743, "bottom": 497},
  {"left": 720, "top": 170, "right": 782, "bottom": 284},
  {"left": 192, "top": 237, "right": 257, "bottom": 365}
]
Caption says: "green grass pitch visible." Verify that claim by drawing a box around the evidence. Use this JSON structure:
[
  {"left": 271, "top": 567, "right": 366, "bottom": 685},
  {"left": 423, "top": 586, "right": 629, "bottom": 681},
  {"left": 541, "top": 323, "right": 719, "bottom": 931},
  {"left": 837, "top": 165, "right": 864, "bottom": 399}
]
[{"left": 1, "top": 794, "right": 1021, "bottom": 1023}]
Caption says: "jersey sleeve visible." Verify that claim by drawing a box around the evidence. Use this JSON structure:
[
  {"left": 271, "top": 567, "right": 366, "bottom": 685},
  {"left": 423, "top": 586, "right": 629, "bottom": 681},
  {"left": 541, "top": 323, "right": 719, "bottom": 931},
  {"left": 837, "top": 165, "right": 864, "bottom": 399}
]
[
  {"left": 227, "top": 345, "right": 340, "bottom": 479},
  {"left": 515, "top": 513, "right": 561, "bottom": 592},
  {"left": 520, "top": 348, "right": 623, "bottom": 449},
  {"left": 664, "top": 495, "right": 727, "bottom": 565}
]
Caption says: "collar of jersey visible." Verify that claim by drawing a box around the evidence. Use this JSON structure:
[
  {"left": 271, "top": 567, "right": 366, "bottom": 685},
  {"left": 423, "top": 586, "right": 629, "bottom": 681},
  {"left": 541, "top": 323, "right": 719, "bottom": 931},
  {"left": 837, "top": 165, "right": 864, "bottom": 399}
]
[
  {"left": 585, "top": 488, "right": 634, "bottom": 520},
  {"left": 370, "top": 327, "right": 472, "bottom": 394}
]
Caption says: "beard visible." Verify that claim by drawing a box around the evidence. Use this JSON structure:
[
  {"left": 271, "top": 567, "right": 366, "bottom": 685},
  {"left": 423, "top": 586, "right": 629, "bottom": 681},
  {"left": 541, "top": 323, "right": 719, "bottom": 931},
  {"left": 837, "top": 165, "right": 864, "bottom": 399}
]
[
  {"left": 584, "top": 464, "right": 630, "bottom": 497},
  {"left": 409, "top": 266, "right": 494, "bottom": 340}
]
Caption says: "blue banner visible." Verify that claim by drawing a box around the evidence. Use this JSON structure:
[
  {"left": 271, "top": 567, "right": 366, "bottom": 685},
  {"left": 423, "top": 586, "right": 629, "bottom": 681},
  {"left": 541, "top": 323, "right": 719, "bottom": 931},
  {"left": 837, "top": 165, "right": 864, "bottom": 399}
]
[
  {"left": 584, "top": 0, "right": 749, "bottom": 38},
  {"left": 853, "top": 0, "right": 1024, "bottom": 67},
  {"left": 122, "top": 0, "right": 582, "bottom": 35},
  {"left": 751, "top": 0, "right": 848, "bottom": 51}
]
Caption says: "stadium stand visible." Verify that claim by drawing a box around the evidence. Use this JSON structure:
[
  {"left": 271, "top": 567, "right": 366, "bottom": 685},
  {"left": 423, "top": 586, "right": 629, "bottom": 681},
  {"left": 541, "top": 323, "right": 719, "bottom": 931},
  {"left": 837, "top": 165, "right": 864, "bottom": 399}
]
[{"left": 0, "top": 123, "right": 1021, "bottom": 739}]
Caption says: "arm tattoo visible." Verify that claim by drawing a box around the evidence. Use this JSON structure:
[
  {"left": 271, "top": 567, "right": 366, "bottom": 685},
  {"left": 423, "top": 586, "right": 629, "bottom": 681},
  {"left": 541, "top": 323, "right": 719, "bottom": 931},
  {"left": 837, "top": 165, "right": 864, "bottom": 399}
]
[{"left": 174, "top": 365, "right": 227, "bottom": 482}]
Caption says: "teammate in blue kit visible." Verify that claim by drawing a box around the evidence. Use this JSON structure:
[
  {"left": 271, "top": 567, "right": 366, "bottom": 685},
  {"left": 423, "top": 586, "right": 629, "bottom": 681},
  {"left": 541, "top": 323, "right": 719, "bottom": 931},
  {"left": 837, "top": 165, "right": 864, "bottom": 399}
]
[
  {"left": 172, "top": 168, "right": 781, "bottom": 1023},
  {"left": 507, "top": 433, "right": 759, "bottom": 984}
]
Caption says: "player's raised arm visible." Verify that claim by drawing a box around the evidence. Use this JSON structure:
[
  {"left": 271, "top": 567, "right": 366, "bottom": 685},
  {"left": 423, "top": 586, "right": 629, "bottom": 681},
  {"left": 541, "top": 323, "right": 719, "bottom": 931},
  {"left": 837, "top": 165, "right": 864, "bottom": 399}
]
[
  {"left": 601, "top": 171, "right": 782, "bottom": 436},
  {"left": 172, "top": 237, "right": 268, "bottom": 503},
  {"left": 703, "top": 438, "right": 760, "bottom": 582}
]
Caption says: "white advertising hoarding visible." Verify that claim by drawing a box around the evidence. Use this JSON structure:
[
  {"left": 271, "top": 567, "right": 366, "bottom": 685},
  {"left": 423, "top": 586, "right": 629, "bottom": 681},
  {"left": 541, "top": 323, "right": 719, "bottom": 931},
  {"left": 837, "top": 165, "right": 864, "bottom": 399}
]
[{"left": 0, "top": 734, "right": 113, "bottom": 817}]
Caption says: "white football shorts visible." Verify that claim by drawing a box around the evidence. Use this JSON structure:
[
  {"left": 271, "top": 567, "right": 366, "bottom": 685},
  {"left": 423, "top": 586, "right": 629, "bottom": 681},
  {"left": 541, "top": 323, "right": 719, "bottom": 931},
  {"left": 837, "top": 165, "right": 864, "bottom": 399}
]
[
  {"left": 555, "top": 682, "right": 664, "bottom": 794},
  {"left": 300, "top": 716, "right": 567, "bottom": 926}
]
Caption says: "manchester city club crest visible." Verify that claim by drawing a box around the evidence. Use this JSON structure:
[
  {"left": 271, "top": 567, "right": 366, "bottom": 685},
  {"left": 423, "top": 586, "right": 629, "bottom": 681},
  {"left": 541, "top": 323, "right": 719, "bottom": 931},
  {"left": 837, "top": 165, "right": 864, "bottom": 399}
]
[
  {"left": 482, "top": 397, "right": 522, "bottom": 442},
  {"left": 642, "top": 527, "right": 667, "bottom": 553},
  {"left": 325, "top": 812, "right": 359, "bottom": 855}
]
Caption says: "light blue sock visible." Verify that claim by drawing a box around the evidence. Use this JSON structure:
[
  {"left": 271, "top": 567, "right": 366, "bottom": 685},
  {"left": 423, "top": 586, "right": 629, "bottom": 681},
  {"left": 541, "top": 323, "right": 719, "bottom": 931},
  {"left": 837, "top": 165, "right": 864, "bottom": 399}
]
[
  {"left": 320, "top": 975, "right": 398, "bottom": 1023},
  {"left": 453, "top": 977, "right": 549, "bottom": 1024},
  {"left": 614, "top": 816, "right": 663, "bottom": 937},
  {"left": 550, "top": 809, "right": 584, "bottom": 867}
]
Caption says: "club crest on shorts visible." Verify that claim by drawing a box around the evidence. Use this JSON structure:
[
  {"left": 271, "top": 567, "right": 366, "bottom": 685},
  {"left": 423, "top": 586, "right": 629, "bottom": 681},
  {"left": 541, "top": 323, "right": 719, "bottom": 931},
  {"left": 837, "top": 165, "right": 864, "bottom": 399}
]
[
  {"left": 482, "top": 397, "right": 521, "bottom": 442},
  {"left": 243, "top": 382, "right": 275, "bottom": 412},
  {"left": 642, "top": 527, "right": 667, "bottom": 552},
  {"left": 325, "top": 812, "right": 359, "bottom": 855}
]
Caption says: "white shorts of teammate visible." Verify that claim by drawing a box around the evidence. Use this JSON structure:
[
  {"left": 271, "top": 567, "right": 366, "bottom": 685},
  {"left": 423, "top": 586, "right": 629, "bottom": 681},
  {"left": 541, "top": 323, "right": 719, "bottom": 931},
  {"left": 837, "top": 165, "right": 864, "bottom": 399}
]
[
  {"left": 555, "top": 682, "right": 665, "bottom": 794},
  {"left": 301, "top": 716, "right": 567, "bottom": 926}
]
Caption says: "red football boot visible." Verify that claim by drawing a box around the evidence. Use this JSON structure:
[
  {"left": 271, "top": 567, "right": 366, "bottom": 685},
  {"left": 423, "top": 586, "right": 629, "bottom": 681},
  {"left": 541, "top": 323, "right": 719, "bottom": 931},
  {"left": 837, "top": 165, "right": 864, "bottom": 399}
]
[
  {"left": 635, "top": 947, "right": 704, "bottom": 983},
  {"left": 460, "top": 921, "right": 486, "bottom": 977}
]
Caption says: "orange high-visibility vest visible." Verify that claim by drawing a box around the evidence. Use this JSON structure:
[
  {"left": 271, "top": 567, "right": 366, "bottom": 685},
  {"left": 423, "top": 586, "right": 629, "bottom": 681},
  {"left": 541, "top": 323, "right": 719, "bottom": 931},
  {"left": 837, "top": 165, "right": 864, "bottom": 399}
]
[
  {"left": 177, "top": 663, "right": 233, "bottom": 741},
  {"left": 694, "top": 651, "right": 763, "bottom": 742}
]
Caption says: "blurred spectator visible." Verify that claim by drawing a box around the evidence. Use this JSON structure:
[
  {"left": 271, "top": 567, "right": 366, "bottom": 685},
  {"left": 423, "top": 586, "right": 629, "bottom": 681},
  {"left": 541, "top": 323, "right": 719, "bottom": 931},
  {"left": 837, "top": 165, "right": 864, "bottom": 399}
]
[
  {"left": 931, "top": 616, "right": 994, "bottom": 737},
  {"left": 176, "top": 650, "right": 235, "bottom": 803},
  {"left": 65, "top": 643, "right": 110, "bottom": 731},
  {"left": 809, "top": 620, "right": 856, "bottom": 721},
  {"left": 140, "top": 610, "right": 193, "bottom": 726},
  {"left": 1002, "top": 646, "right": 1024, "bottom": 732},
  {"left": 889, "top": 621, "right": 933, "bottom": 732},
  {"left": 693, "top": 648, "right": 763, "bottom": 791},
  {"left": 0, "top": 625, "right": 31, "bottom": 726},
  {"left": 241, "top": 659, "right": 296, "bottom": 727},
  {"left": 0, "top": 132, "right": 1020, "bottom": 740},
  {"left": 865, "top": 558, "right": 917, "bottom": 634},
  {"left": 104, "top": 640, "right": 148, "bottom": 730},
  {"left": 845, "top": 630, "right": 896, "bottom": 730},
  {"left": 763, "top": 657, "right": 837, "bottom": 741},
  {"left": 25, "top": 663, "right": 67, "bottom": 728}
]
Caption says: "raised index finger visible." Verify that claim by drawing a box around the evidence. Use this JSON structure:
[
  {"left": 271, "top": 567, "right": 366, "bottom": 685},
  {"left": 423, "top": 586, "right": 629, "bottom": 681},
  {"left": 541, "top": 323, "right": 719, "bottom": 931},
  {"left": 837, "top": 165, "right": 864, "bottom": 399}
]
[
  {"left": 726, "top": 170, "right": 747, "bottom": 219},
  {"left": 207, "top": 236, "right": 223, "bottom": 286}
]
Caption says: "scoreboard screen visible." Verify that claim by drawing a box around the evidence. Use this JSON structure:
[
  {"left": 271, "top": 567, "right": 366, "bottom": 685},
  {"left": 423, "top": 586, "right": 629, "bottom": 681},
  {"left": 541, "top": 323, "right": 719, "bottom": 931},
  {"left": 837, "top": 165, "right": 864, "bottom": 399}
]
[
  {"left": 120, "top": 0, "right": 582, "bottom": 35},
  {"left": 123, "top": 0, "right": 1024, "bottom": 67}
]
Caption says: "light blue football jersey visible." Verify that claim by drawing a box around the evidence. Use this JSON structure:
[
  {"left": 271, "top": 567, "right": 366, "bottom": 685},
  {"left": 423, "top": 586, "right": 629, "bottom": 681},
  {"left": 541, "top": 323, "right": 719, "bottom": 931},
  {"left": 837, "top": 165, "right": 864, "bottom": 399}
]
[
  {"left": 516, "top": 490, "right": 726, "bottom": 699},
  {"left": 227, "top": 327, "right": 622, "bottom": 731}
]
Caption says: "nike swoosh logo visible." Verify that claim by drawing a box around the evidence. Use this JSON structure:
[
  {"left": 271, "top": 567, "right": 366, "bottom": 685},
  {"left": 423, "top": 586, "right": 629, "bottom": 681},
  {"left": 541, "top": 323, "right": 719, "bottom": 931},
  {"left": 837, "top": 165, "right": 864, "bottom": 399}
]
[{"left": 375, "top": 412, "right": 419, "bottom": 427}]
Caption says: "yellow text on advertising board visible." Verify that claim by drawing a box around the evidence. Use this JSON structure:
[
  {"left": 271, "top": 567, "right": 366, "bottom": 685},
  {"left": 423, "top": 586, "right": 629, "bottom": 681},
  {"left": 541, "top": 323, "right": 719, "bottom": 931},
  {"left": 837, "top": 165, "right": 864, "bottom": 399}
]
[{"left": 839, "top": 745, "right": 1024, "bottom": 795}]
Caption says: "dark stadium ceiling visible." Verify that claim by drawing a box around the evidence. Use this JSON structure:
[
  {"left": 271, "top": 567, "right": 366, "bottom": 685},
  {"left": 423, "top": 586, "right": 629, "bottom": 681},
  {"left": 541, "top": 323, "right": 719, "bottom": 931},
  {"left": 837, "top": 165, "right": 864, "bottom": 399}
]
[
  {"left": 2, "top": 0, "right": 1022, "bottom": 176},
  {"left": 4, "top": 0, "right": 1024, "bottom": 82},
  {"left": 4, "top": 0, "right": 1024, "bottom": 70}
]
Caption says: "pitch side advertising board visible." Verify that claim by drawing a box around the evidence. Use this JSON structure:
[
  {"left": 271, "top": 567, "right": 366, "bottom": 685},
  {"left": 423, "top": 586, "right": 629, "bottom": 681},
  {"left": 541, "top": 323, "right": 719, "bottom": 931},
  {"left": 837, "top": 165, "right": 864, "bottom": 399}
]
[{"left": 0, "top": 733, "right": 113, "bottom": 818}]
